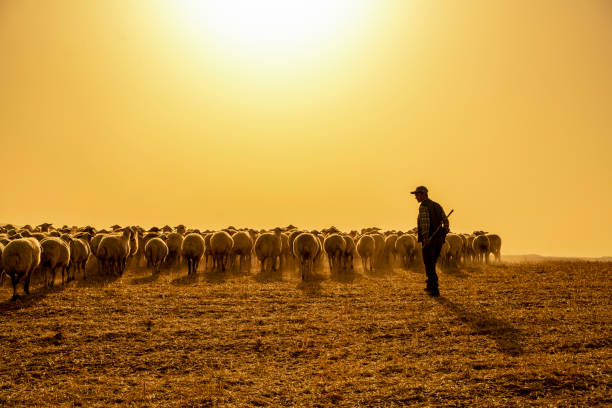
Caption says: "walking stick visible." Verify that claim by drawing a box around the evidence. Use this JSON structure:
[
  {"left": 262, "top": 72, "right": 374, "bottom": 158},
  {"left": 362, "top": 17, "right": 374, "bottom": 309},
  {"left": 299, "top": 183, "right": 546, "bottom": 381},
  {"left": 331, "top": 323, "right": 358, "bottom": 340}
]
[{"left": 423, "top": 209, "right": 454, "bottom": 248}]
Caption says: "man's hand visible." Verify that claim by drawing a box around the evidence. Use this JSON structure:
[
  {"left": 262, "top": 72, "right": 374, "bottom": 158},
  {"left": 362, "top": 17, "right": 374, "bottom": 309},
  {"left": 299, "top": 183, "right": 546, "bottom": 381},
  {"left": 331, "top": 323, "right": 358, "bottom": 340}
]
[{"left": 423, "top": 238, "right": 431, "bottom": 247}]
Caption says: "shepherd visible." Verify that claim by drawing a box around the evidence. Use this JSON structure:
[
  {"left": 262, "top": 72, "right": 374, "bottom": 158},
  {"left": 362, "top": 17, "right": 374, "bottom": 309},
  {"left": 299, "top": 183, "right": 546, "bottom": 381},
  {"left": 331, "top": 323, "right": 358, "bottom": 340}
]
[{"left": 411, "top": 186, "right": 450, "bottom": 297}]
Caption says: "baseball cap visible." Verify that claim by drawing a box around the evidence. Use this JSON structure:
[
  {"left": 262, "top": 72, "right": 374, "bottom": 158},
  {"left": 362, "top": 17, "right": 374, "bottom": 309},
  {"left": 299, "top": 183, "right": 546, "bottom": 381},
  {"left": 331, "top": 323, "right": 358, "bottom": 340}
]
[{"left": 410, "top": 186, "right": 428, "bottom": 194}]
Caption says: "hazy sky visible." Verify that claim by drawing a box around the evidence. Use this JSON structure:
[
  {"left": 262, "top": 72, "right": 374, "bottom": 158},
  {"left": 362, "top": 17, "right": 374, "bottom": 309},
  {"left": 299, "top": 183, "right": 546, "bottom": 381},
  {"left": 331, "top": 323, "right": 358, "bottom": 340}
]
[{"left": 1, "top": 0, "right": 611, "bottom": 257}]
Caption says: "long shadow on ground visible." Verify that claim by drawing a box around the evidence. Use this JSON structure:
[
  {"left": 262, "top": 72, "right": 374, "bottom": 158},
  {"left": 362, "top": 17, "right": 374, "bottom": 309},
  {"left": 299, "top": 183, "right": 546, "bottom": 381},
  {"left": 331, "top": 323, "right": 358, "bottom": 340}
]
[
  {"left": 0, "top": 284, "right": 65, "bottom": 312},
  {"left": 254, "top": 269, "right": 283, "bottom": 283},
  {"left": 130, "top": 272, "right": 162, "bottom": 285},
  {"left": 170, "top": 273, "right": 199, "bottom": 286},
  {"left": 439, "top": 265, "right": 469, "bottom": 279},
  {"left": 435, "top": 297, "right": 524, "bottom": 356},
  {"left": 329, "top": 269, "right": 361, "bottom": 283},
  {"left": 297, "top": 279, "right": 323, "bottom": 296}
]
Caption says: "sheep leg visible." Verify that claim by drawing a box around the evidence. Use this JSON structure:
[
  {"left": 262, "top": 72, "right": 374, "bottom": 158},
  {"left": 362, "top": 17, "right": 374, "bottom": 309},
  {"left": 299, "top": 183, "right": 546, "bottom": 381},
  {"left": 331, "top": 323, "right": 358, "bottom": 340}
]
[
  {"left": 10, "top": 274, "right": 19, "bottom": 300},
  {"left": 48, "top": 267, "right": 55, "bottom": 287},
  {"left": 23, "top": 270, "right": 32, "bottom": 295}
]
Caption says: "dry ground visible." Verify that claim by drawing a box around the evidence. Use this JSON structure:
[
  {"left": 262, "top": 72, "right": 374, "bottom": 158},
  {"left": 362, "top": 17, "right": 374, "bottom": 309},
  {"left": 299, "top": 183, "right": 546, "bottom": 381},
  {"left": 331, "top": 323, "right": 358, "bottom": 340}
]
[{"left": 0, "top": 259, "right": 610, "bottom": 407}]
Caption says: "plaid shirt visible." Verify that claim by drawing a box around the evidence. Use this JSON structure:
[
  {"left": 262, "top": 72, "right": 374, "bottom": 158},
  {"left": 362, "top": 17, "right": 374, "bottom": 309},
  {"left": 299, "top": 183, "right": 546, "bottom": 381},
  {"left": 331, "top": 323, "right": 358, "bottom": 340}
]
[
  {"left": 418, "top": 204, "right": 430, "bottom": 240},
  {"left": 418, "top": 200, "right": 449, "bottom": 241}
]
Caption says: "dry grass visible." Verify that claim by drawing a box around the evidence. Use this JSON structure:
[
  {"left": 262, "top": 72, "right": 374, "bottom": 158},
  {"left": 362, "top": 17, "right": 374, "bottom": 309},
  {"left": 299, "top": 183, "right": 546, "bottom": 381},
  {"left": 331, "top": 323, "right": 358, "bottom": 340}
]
[{"left": 0, "top": 260, "right": 610, "bottom": 407}]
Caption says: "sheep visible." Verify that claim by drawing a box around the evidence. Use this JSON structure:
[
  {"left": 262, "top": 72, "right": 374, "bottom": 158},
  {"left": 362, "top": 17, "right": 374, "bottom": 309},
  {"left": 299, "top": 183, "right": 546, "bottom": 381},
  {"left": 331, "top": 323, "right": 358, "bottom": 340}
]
[
  {"left": 458, "top": 234, "right": 468, "bottom": 263},
  {"left": 443, "top": 233, "right": 464, "bottom": 267},
  {"left": 39, "top": 237, "right": 71, "bottom": 286},
  {"left": 31, "top": 232, "right": 47, "bottom": 241},
  {"left": 210, "top": 231, "right": 234, "bottom": 272},
  {"left": 0, "top": 242, "right": 5, "bottom": 285},
  {"left": 384, "top": 234, "right": 399, "bottom": 268},
  {"left": 314, "top": 232, "right": 325, "bottom": 271},
  {"left": 89, "top": 233, "right": 105, "bottom": 258},
  {"left": 254, "top": 228, "right": 283, "bottom": 273},
  {"left": 439, "top": 241, "right": 450, "bottom": 263},
  {"left": 323, "top": 233, "right": 346, "bottom": 274},
  {"left": 472, "top": 233, "right": 490, "bottom": 264},
  {"left": 293, "top": 232, "right": 319, "bottom": 280},
  {"left": 2, "top": 238, "right": 41, "bottom": 300},
  {"left": 68, "top": 235, "right": 91, "bottom": 281},
  {"left": 128, "top": 227, "right": 139, "bottom": 265},
  {"left": 203, "top": 233, "right": 213, "bottom": 268},
  {"left": 395, "top": 233, "right": 417, "bottom": 268},
  {"left": 165, "top": 232, "right": 184, "bottom": 268},
  {"left": 486, "top": 234, "right": 502, "bottom": 262},
  {"left": 181, "top": 233, "right": 205, "bottom": 275},
  {"left": 279, "top": 232, "right": 292, "bottom": 271},
  {"left": 97, "top": 228, "right": 132, "bottom": 276},
  {"left": 144, "top": 237, "right": 169, "bottom": 275},
  {"left": 230, "top": 231, "right": 253, "bottom": 273},
  {"left": 342, "top": 235, "right": 357, "bottom": 273},
  {"left": 357, "top": 235, "right": 376, "bottom": 272},
  {"left": 370, "top": 233, "right": 386, "bottom": 268},
  {"left": 288, "top": 229, "right": 302, "bottom": 252},
  {"left": 464, "top": 234, "right": 476, "bottom": 264},
  {"left": 37, "top": 223, "right": 53, "bottom": 233}
]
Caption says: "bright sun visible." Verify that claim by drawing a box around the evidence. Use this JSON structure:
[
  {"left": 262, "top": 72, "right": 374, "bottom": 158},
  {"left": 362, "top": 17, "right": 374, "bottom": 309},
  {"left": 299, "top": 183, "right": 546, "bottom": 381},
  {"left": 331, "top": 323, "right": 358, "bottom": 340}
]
[{"left": 171, "top": 0, "right": 372, "bottom": 60}]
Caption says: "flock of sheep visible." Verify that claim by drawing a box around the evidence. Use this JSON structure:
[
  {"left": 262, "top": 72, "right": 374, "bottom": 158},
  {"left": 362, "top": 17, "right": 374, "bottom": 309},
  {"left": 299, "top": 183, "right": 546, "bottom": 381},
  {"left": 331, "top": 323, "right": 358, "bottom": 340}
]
[{"left": 0, "top": 223, "right": 502, "bottom": 301}]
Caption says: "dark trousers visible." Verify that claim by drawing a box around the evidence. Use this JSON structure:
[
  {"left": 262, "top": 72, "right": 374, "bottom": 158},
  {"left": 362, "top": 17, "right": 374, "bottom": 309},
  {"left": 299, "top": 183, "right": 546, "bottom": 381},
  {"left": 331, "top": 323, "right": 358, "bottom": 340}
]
[{"left": 422, "top": 242, "right": 443, "bottom": 290}]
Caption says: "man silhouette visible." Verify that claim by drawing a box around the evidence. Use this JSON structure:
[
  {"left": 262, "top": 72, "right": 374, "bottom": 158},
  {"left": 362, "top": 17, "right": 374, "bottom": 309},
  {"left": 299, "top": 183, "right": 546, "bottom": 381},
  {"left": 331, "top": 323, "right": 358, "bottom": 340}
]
[{"left": 411, "top": 186, "right": 449, "bottom": 297}]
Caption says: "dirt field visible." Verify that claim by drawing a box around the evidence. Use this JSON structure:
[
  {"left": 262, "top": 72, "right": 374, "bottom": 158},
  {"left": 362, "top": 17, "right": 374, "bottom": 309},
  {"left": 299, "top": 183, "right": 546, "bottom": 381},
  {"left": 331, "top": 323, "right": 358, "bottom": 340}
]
[{"left": 0, "top": 260, "right": 610, "bottom": 407}]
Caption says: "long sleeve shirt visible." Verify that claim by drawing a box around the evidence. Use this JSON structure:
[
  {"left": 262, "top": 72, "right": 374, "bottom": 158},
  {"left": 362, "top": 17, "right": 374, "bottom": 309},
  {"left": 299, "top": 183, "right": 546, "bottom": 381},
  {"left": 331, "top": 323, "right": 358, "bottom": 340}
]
[
  {"left": 418, "top": 204, "right": 430, "bottom": 240},
  {"left": 417, "top": 199, "right": 449, "bottom": 242}
]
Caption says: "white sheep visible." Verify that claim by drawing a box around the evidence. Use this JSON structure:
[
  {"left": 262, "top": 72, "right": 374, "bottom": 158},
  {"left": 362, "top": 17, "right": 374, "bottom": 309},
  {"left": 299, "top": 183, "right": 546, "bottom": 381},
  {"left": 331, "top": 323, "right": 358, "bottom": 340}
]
[
  {"left": 395, "top": 234, "right": 417, "bottom": 268},
  {"left": 383, "top": 234, "right": 399, "bottom": 268},
  {"left": 68, "top": 235, "right": 91, "bottom": 281},
  {"left": 145, "top": 237, "right": 169, "bottom": 275},
  {"left": 342, "top": 235, "right": 357, "bottom": 273},
  {"left": 203, "top": 233, "right": 213, "bottom": 268},
  {"left": 323, "top": 233, "right": 346, "bottom": 274},
  {"left": 463, "top": 234, "right": 476, "bottom": 264},
  {"left": 293, "top": 232, "right": 319, "bottom": 280},
  {"left": 486, "top": 234, "right": 502, "bottom": 262},
  {"left": 0, "top": 242, "right": 5, "bottom": 286},
  {"left": 181, "top": 233, "right": 205, "bottom": 275},
  {"left": 165, "top": 232, "right": 184, "bottom": 269},
  {"left": 210, "top": 231, "right": 234, "bottom": 272},
  {"left": 443, "top": 233, "right": 464, "bottom": 267},
  {"left": 230, "top": 231, "right": 253, "bottom": 273},
  {"left": 97, "top": 228, "right": 132, "bottom": 276},
  {"left": 357, "top": 235, "right": 376, "bottom": 272},
  {"left": 370, "top": 233, "right": 386, "bottom": 268},
  {"left": 279, "top": 232, "right": 292, "bottom": 271},
  {"left": 40, "top": 237, "right": 71, "bottom": 286},
  {"left": 254, "top": 228, "right": 282, "bottom": 273},
  {"left": 472, "top": 233, "right": 490, "bottom": 264},
  {"left": 1, "top": 237, "right": 41, "bottom": 300}
]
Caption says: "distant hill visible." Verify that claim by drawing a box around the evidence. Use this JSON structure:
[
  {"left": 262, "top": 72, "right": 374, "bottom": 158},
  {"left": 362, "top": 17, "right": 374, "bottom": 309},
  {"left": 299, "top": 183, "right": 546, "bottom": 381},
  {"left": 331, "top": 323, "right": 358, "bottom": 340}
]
[{"left": 503, "top": 254, "right": 612, "bottom": 263}]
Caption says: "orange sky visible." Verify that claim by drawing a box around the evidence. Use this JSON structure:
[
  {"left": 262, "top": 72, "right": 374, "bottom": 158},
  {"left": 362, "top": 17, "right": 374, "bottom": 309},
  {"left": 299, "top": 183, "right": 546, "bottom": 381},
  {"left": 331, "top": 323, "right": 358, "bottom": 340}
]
[{"left": 1, "top": 0, "right": 611, "bottom": 257}]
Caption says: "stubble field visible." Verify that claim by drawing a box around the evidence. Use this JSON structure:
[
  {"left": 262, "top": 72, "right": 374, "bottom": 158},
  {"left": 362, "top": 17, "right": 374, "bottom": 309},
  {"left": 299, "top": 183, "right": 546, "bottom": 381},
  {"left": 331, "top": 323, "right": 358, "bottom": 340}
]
[{"left": 0, "top": 259, "right": 610, "bottom": 407}]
